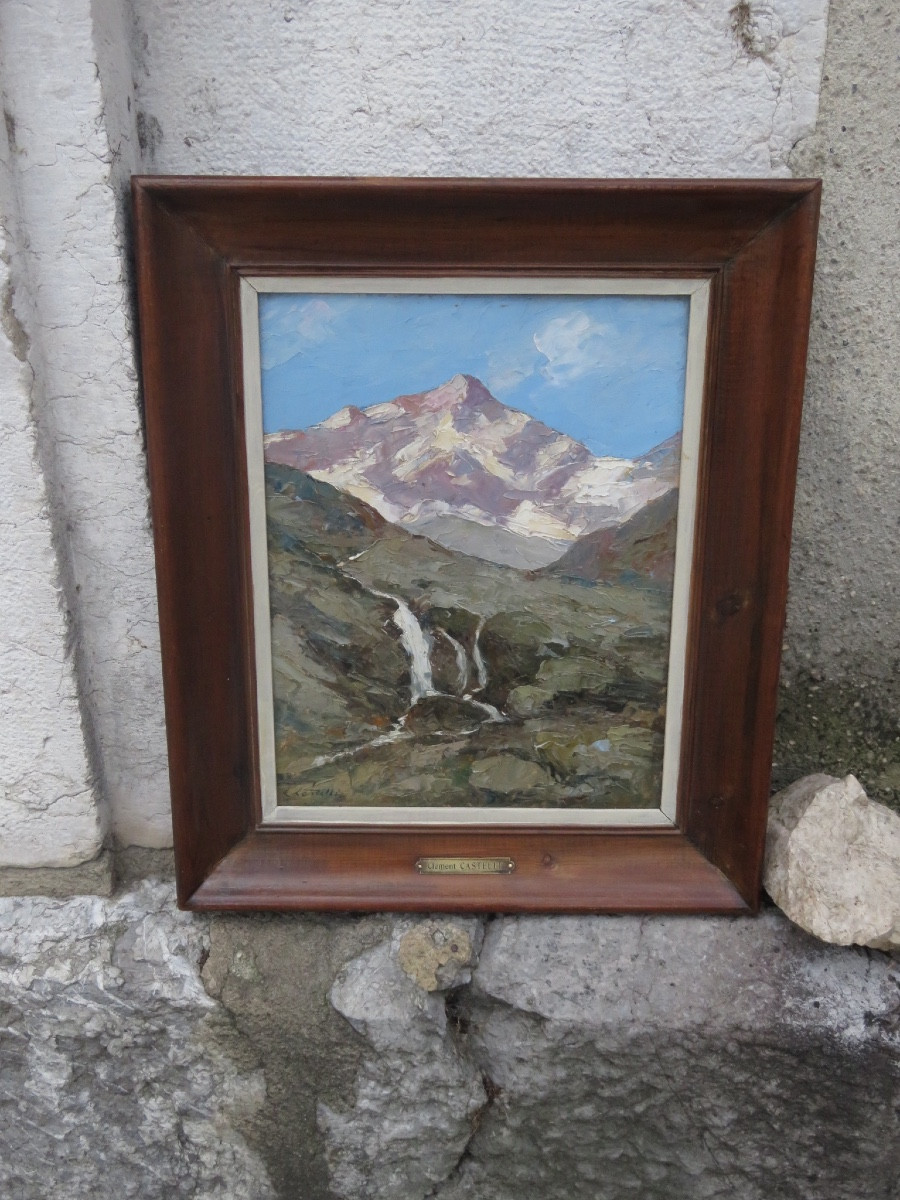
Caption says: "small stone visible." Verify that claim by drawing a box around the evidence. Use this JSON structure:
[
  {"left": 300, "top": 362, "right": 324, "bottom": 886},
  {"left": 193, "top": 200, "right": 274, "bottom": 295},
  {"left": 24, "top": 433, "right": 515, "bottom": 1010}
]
[
  {"left": 764, "top": 773, "right": 900, "bottom": 949},
  {"left": 396, "top": 921, "right": 478, "bottom": 991},
  {"left": 469, "top": 754, "right": 552, "bottom": 795}
]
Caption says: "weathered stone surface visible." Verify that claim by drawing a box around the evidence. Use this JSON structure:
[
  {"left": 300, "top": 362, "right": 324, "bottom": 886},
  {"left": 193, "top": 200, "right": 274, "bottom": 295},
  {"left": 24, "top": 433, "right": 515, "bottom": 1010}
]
[
  {"left": 765, "top": 773, "right": 900, "bottom": 949},
  {"left": 322, "top": 911, "right": 899, "bottom": 1200},
  {"left": 454, "top": 914, "right": 900, "bottom": 1200},
  {"left": 1, "top": 0, "right": 171, "bottom": 852},
  {"left": 773, "top": 676, "right": 900, "bottom": 816},
  {"left": 321, "top": 918, "right": 488, "bottom": 1199},
  {"left": 0, "top": 882, "right": 275, "bottom": 1199},
  {"left": 0, "top": 202, "right": 100, "bottom": 867},
  {"left": 200, "top": 909, "right": 389, "bottom": 1199},
  {"left": 783, "top": 0, "right": 900, "bottom": 729},
  {"left": 0, "top": 850, "right": 113, "bottom": 898},
  {"left": 1, "top": 875, "right": 898, "bottom": 1200},
  {"left": 131, "top": 0, "right": 828, "bottom": 181}
]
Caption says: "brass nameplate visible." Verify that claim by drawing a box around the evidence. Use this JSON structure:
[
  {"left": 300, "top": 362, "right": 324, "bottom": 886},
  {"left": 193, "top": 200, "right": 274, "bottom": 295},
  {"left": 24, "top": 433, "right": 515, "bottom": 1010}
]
[{"left": 416, "top": 856, "right": 516, "bottom": 875}]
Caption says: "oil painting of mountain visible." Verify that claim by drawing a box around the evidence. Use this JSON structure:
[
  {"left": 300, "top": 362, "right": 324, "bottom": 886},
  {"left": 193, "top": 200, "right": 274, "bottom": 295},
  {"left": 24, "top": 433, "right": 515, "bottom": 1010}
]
[{"left": 258, "top": 290, "right": 690, "bottom": 810}]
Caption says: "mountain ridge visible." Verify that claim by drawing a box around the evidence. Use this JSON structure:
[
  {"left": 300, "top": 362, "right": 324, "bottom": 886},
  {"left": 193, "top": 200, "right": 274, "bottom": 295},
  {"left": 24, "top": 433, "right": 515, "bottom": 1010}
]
[
  {"left": 265, "top": 373, "right": 679, "bottom": 570},
  {"left": 546, "top": 487, "right": 679, "bottom": 585}
]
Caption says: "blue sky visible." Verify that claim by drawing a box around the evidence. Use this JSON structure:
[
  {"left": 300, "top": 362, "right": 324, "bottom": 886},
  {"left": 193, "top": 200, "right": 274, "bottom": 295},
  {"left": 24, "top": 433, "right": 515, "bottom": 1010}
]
[{"left": 259, "top": 291, "right": 689, "bottom": 458}]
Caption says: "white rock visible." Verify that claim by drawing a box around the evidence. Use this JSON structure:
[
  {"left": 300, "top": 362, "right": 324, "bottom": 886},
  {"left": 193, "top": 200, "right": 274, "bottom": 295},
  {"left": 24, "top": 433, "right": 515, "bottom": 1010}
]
[
  {"left": 321, "top": 918, "right": 487, "bottom": 1199},
  {"left": 0, "top": 882, "right": 275, "bottom": 1199},
  {"left": 764, "top": 773, "right": 900, "bottom": 950}
]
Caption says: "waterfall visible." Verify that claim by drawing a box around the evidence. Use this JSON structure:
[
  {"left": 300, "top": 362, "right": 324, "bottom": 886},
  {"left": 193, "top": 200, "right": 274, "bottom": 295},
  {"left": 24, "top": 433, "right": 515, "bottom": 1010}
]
[
  {"left": 390, "top": 598, "right": 435, "bottom": 703},
  {"left": 371, "top": 595, "right": 503, "bottom": 721},
  {"left": 471, "top": 616, "right": 489, "bottom": 692},
  {"left": 460, "top": 616, "right": 503, "bottom": 720},
  {"left": 465, "top": 696, "right": 505, "bottom": 723},
  {"left": 373, "top": 590, "right": 435, "bottom": 704},
  {"left": 439, "top": 630, "right": 469, "bottom": 694},
  {"left": 308, "top": 594, "right": 505, "bottom": 773}
]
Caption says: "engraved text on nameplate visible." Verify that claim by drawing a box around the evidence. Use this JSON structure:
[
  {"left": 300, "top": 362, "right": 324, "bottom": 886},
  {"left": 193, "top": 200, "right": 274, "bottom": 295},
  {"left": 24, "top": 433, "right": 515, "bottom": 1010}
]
[{"left": 415, "top": 857, "right": 516, "bottom": 875}]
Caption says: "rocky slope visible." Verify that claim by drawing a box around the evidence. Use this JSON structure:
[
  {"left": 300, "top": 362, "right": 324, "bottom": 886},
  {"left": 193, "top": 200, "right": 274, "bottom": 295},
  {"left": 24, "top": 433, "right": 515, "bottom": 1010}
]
[
  {"left": 547, "top": 488, "right": 679, "bottom": 585},
  {"left": 264, "top": 462, "right": 672, "bottom": 809}
]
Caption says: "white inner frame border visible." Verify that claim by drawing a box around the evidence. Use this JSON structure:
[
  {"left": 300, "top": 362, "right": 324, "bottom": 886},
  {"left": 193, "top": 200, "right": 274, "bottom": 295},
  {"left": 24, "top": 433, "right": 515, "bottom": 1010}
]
[{"left": 240, "top": 275, "right": 711, "bottom": 827}]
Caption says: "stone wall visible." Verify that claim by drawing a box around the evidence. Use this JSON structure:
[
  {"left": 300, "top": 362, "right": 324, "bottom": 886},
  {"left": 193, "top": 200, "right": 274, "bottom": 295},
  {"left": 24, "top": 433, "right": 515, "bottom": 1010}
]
[{"left": 2, "top": 885, "right": 897, "bottom": 1198}]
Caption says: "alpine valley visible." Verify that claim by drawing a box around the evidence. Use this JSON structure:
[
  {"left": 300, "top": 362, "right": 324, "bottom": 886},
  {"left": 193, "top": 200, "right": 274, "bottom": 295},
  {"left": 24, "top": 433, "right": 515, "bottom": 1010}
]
[{"left": 263, "top": 374, "right": 681, "bottom": 809}]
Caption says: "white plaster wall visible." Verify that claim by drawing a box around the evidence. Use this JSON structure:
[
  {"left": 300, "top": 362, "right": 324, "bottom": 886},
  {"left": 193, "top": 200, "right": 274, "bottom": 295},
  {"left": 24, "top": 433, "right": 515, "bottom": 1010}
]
[
  {"left": 0, "top": 178, "right": 100, "bottom": 867},
  {"left": 0, "top": 0, "right": 170, "bottom": 856},
  {"left": 2, "top": 0, "right": 831, "bottom": 859},
  {"left": 115, "top": 0, "right": 827, "bottom": 847},
  {"left": 128, "top": 0, "right": 827, "bottom": 177}
]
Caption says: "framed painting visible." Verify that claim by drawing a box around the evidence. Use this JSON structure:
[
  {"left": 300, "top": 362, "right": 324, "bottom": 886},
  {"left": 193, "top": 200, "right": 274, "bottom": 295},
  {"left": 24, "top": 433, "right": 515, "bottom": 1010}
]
[{"left": 132, "top": 177, "right": 820, "bottom": 913}]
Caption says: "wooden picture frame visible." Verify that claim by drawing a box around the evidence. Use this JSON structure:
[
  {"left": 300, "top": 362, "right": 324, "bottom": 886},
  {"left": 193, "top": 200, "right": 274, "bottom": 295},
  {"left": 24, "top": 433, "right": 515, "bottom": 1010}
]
[{"left": 132, "top": 176, "right": 820, "bottom": 913}]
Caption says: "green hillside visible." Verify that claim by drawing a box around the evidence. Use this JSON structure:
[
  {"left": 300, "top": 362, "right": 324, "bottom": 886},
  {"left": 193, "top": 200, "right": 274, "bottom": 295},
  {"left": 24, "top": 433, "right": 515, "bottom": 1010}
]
[{"left": 264, "top": 462, "right": 674, "bottom": 810}]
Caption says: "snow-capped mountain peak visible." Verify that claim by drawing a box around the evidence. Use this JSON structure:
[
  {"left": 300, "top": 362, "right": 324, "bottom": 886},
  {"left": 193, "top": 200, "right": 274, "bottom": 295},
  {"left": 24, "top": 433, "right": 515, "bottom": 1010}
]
[{"left": 264, "top": 375, "right": 679, "bottom": 569}]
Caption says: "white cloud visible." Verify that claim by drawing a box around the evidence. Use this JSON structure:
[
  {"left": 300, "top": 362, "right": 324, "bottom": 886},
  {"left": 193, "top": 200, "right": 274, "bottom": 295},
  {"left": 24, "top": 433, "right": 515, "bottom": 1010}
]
[
  {"left": 533, "top": 311, "right": 614, "bottom": 385},
  {"left": 260, "top": 297, "right": 338, "bottom": 369},
  {"left": 296, "top": 298, "right": 336, "bottom": 344}
]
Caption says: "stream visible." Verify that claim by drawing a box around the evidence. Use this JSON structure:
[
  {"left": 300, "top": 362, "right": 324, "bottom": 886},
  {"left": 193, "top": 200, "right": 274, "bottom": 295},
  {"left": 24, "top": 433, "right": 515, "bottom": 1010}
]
[{"left": 310, "top": 569, "right": 504, "bottom": 770}]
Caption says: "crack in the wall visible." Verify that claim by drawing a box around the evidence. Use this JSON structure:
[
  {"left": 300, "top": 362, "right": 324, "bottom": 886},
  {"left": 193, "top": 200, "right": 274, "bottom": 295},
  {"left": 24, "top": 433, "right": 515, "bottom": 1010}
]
[
  {"left": 423, "top": 1082, "right": 500, "bottom": 1199},
  {"left": 422, "top": 984, "right": 505, "bottom": 1197},
  {"left": 320, "top": 918, "right": 489, "bottom": 1199},
  {"left": 201, "top": 911, "right": 392, "bottom": 1200},
  {"left": 134, "top": 108, "right": 163, "bottom": 160},
  {"left": 421, "top": 915, "right": 900, "bottom": 1198}
]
